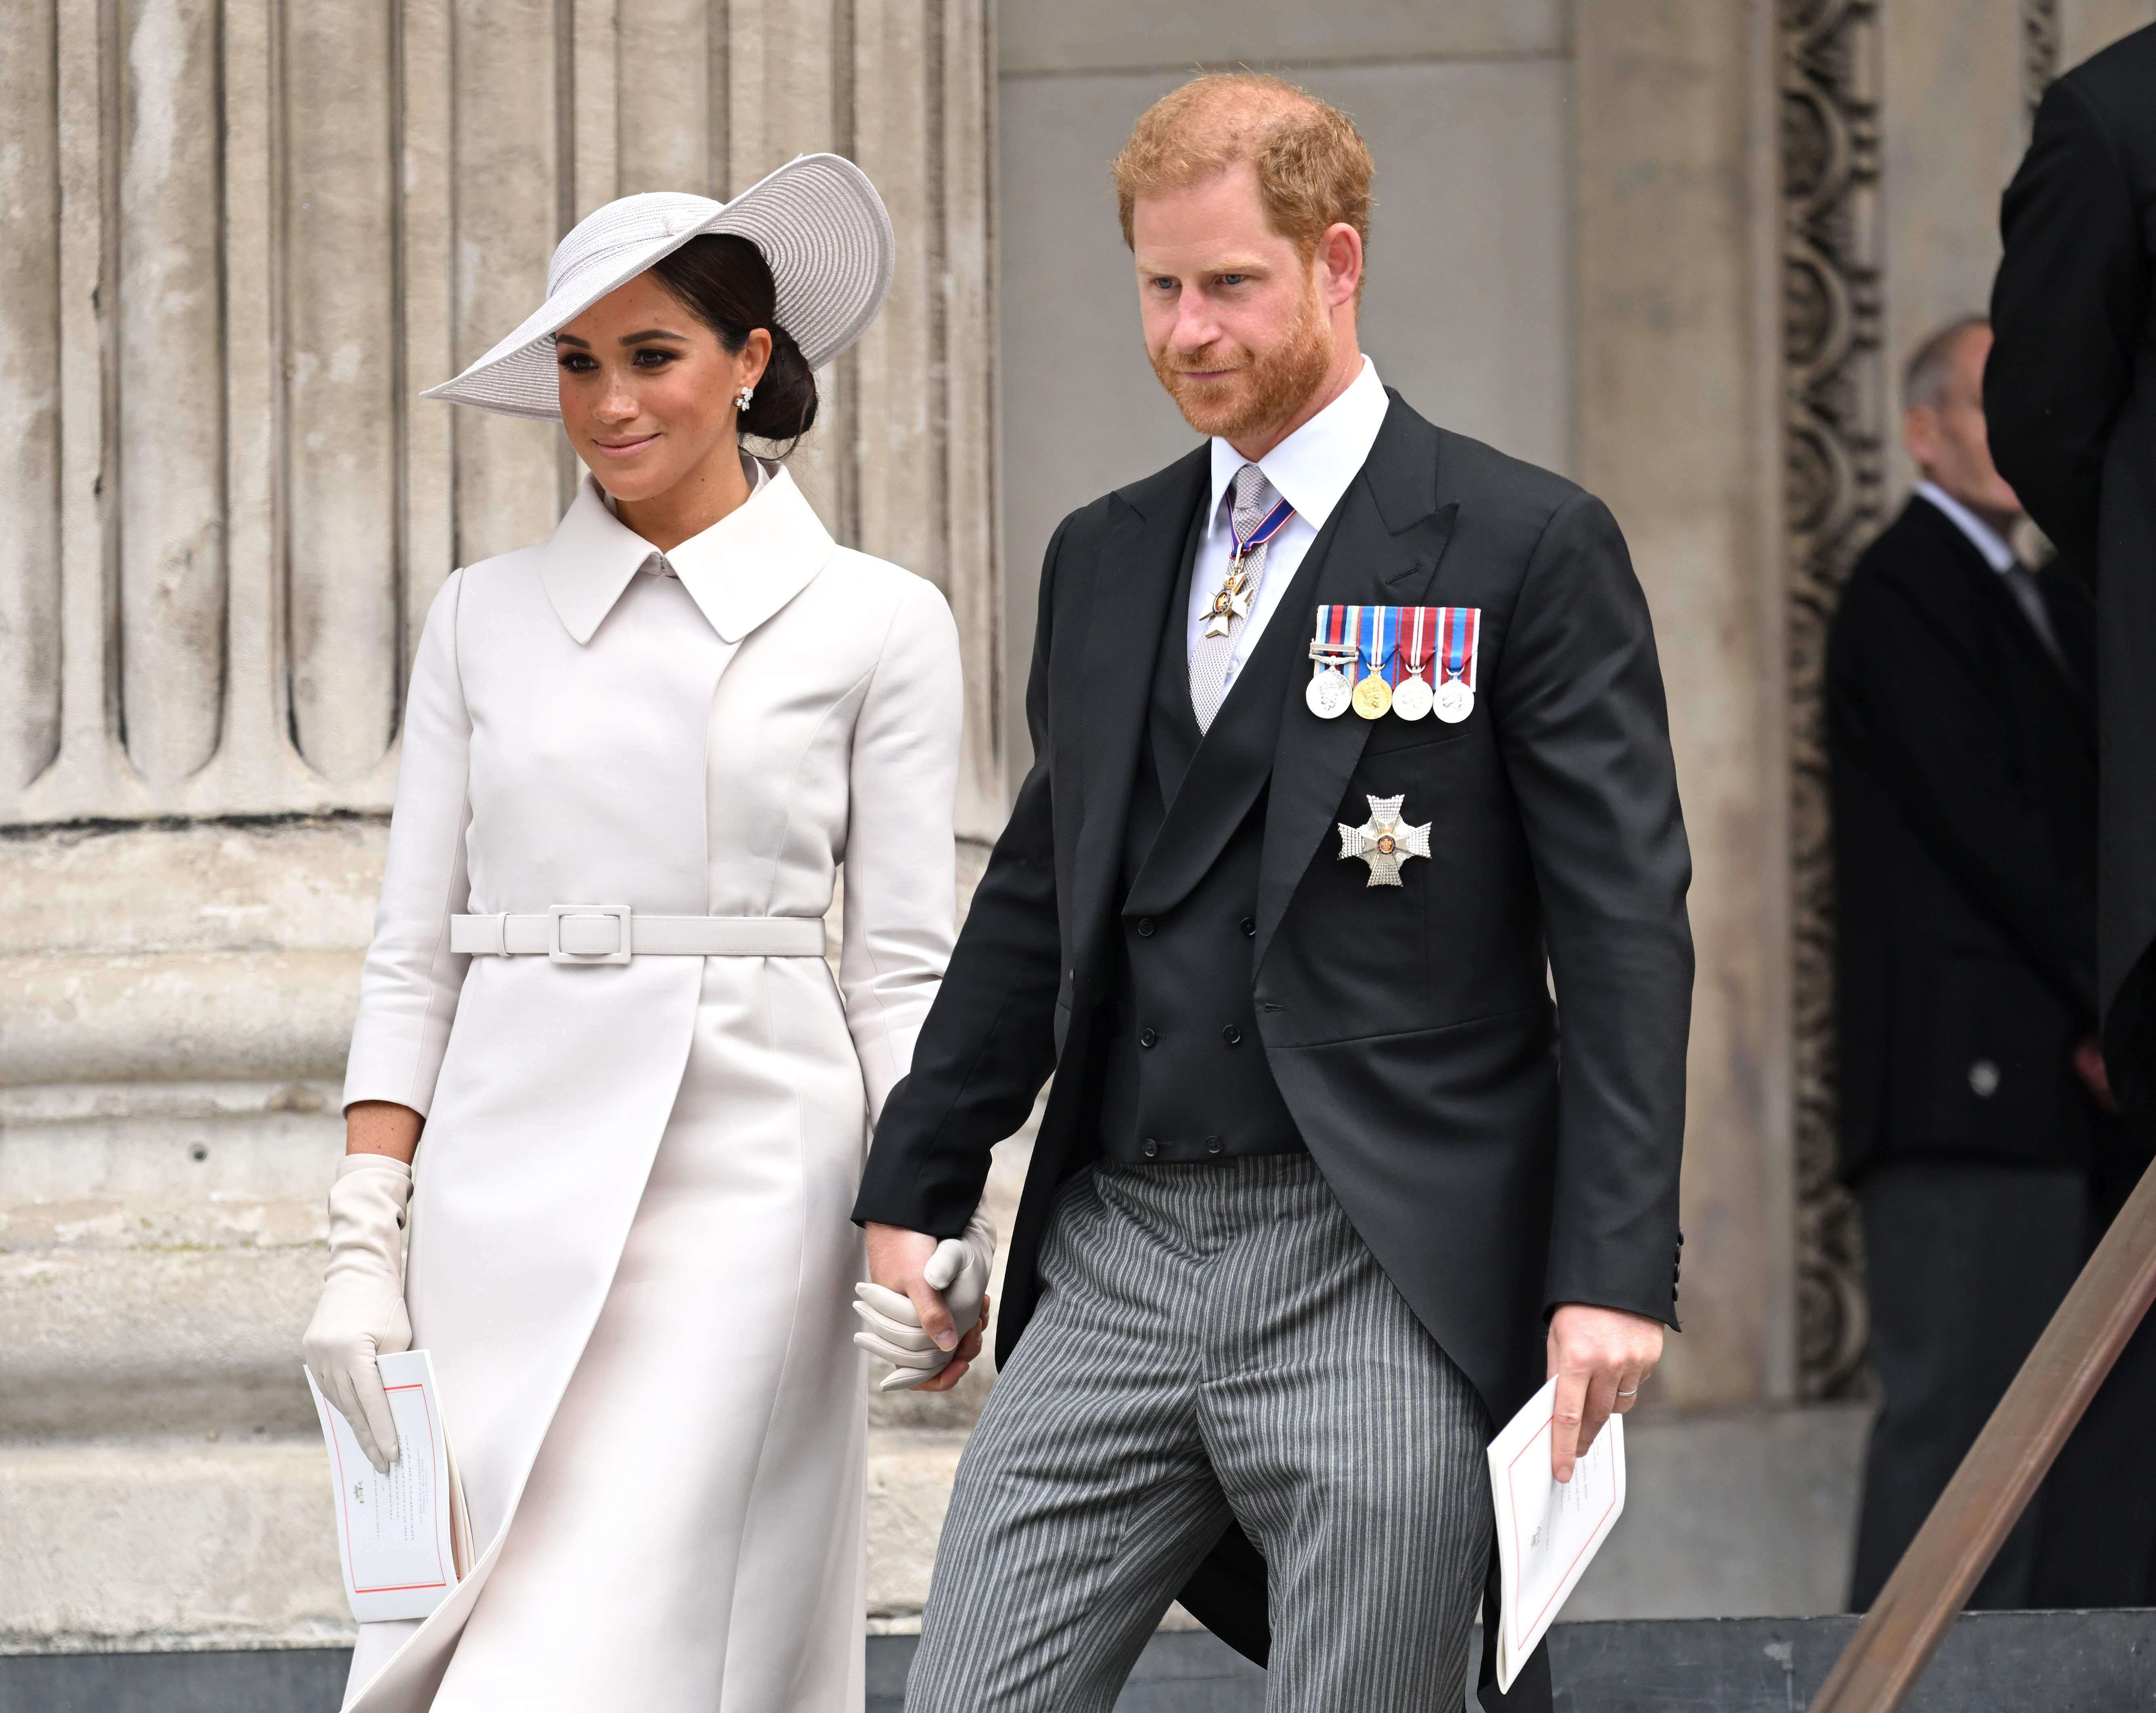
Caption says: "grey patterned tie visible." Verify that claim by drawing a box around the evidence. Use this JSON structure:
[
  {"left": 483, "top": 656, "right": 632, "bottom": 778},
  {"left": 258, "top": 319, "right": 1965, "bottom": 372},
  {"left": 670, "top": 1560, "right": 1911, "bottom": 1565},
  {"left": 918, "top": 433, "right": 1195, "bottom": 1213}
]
[{"left": 1189, "top": 463, "right": 1281, "bottom": 733}]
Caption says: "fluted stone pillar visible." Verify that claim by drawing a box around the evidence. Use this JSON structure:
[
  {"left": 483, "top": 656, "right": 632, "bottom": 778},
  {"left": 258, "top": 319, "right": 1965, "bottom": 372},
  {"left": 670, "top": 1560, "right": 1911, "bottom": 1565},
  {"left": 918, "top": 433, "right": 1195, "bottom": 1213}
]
[{"left": 0, "top": 0, "right": 998, "bottom": 1654}]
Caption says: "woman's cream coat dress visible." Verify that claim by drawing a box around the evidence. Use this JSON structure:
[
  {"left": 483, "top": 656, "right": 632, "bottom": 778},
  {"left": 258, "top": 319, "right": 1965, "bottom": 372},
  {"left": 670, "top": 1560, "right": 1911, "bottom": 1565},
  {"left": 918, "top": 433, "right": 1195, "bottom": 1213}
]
[{"left": 337, "top": 463, "right": 960, "bottom": 1711}]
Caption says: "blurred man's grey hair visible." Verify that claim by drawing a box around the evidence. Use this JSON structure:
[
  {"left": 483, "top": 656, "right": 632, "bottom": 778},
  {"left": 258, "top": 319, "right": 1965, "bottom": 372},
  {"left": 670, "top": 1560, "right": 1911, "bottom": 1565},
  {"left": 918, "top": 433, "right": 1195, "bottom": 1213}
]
[{"left": 1904, "top": 315, "right": 1990, "bottom": 411}]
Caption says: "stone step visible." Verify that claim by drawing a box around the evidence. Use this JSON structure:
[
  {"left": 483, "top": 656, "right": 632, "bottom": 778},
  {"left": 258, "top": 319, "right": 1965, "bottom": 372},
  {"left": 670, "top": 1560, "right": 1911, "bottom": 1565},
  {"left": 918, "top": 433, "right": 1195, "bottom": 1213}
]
[
  {"left": 0, "top": 1429, "right": 978, "bottom": 1652},
  {"left": 7, "top": 1612, "right": 2155, "bottom": 1712}
]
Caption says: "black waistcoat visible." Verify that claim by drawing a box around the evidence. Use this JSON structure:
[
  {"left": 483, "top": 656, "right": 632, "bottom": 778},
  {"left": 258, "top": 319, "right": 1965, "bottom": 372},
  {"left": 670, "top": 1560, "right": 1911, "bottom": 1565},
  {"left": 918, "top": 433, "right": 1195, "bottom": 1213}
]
[{"left": 1097, "top": 512, "right": 1310, "bottom": 1164}]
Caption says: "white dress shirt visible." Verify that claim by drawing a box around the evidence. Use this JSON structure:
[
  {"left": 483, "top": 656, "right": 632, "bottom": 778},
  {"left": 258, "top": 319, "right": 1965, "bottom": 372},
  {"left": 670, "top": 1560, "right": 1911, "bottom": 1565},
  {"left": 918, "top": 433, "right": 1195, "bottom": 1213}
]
[
  {"left": 1914, "top": 477, "right": 2063, "bottom": 664},
  {"left": 1186, "top": 355, "right": 1391, "bottom": 697},
  {"left": 1915, "top": 477, "right": 2016, "bottom": 572}
]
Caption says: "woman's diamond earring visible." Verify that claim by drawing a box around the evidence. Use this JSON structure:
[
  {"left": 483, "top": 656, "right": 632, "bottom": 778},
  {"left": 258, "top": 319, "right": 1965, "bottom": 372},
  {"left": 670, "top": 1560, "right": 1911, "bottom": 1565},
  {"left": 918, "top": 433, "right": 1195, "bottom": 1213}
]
[{"left": 735, "top": 386, "right": 754, "bottom": 413}]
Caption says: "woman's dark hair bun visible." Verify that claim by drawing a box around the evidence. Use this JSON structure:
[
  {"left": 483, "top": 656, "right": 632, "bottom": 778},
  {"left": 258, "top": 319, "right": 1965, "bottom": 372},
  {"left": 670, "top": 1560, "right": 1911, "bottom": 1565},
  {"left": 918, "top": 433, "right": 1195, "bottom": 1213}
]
[{"left": 649, "top": 233, "right": 819, "bottom": 446}]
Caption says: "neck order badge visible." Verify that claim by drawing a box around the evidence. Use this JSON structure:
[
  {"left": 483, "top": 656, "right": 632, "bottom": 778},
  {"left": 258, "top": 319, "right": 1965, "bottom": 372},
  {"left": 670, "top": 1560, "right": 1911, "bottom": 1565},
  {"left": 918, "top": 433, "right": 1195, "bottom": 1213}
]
[
  {"left": 1306, "top": 605, "right": 1481, "bottom": 723},
  {"left": 1203, "top": 495, "right": 1297, "bottom": 638}
]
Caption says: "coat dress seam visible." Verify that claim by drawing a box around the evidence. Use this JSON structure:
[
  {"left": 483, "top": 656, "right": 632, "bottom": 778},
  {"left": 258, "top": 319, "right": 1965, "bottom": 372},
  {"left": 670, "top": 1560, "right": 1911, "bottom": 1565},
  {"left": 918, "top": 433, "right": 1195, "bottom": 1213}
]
[
  {"left": 834, "top": 583, "right": 925, "bottom": 1096},
  {"left": 405, "top": 566, "right": 474, "bottom": 1119}
]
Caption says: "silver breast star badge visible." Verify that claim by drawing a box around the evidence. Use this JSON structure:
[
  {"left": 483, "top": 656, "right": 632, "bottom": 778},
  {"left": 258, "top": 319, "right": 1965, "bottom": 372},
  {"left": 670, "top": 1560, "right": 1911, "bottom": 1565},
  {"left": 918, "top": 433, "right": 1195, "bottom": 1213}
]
[{"left": 1337, "top": 794, "right": 1432, "bottom": 888}]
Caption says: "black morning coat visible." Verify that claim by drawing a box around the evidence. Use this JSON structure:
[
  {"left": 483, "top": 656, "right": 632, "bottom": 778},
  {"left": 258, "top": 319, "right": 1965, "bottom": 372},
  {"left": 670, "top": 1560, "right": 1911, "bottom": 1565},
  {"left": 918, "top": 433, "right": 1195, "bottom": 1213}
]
[
  {"left": 1987, "top": 21, "right": 2156, "bottom": 1111},
  {"left": 853, "top": 393, "right": 1693, "bottom": 1706},
  {"left": 1826, "top": 495, "right": 2100, "bottom": 1180}
]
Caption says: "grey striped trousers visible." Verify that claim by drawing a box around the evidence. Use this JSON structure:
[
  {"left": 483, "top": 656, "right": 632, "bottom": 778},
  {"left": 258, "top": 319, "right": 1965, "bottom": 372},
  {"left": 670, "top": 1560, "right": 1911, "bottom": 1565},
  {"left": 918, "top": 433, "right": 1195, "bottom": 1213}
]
[{"left": 906, "top": 1156, "right": 1492, "bottom": 1713}]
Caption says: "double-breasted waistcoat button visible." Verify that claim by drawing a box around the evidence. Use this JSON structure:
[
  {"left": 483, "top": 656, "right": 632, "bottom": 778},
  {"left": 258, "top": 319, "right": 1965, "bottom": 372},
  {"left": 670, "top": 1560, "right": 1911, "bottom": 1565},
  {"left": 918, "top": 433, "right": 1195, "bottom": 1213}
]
[
  {"left": 1136, "top": 918, "right": 1155, "bottom": 938},
  {"left": 1205, "top": 1136, "right": 1224, "bottom": 1156},
  {"left": 1140, "top": 1028, "right": 1158, "bottom": 1048},
  {"left": 1142, "top": 1138, "right": 1159, "bottom": 1159},
  {"left": 1222, "top": 1025, "right": 1243, "bottom": 1046},
  {"left": 1240, "top": 917, "right": 1256, "bottom": 937}
]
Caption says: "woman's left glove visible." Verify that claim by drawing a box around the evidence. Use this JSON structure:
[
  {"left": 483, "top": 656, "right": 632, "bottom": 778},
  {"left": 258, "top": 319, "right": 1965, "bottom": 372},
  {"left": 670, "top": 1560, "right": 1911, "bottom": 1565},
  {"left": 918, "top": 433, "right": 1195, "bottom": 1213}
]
[
  {"left": 303, "top": 1155, "right": 414, "bottom": 1474},
  {"left": 853, "top": 1213, "right": 995, "bottom": 1393}
]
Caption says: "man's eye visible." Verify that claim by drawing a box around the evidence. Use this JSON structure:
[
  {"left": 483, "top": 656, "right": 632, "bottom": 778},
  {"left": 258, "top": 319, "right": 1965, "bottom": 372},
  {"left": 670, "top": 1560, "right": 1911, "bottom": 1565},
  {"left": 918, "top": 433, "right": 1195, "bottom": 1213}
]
[{"left": 1217, "top": 274, "right": 1247, "bottom": 287}]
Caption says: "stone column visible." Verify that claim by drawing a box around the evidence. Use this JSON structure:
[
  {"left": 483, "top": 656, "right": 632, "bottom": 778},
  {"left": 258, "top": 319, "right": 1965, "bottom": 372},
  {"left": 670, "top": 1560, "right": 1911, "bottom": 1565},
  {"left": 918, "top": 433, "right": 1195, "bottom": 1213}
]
[
  {"left": 1572, "top": 1, "right": 1793, "bottom": 1408},
  {"left": 0, "top": 0, "right": 997, "bottom": 1653}
]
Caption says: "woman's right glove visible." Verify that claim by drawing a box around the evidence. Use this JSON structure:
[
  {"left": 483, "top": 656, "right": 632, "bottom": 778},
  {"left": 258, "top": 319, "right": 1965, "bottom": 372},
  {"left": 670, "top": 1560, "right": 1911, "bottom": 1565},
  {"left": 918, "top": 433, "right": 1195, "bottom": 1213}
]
[
  {"left": 302, "top": 1154, "right": 414, "bottom": 1473},
  {"left": 853, "top": 1213, "right": 995, "bottom": 1393}
]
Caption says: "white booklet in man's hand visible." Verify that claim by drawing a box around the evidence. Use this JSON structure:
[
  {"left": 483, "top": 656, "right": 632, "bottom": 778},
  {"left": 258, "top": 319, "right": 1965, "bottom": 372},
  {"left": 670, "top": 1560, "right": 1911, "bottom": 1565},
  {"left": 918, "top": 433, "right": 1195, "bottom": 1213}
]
[
  {"left": 1485, "top": 1375, "right": 1626, "bottom": 1692},
  {"left": 306, "top": 1349, "right": 473, "bottom": 1623}
]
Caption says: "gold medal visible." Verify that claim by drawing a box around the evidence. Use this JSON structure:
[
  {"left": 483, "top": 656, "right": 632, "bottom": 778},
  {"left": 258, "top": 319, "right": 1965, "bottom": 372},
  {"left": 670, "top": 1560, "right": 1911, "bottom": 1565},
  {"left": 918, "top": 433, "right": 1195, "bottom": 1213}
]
[{"left": 1352, "top": 672, "right": 1392, "bottom": 720}]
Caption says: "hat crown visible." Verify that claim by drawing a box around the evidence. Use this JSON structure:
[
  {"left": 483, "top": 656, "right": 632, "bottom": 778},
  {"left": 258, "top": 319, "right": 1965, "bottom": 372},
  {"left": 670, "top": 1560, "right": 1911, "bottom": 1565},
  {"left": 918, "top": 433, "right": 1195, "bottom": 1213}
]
[
  {"left": 425, "top": 154, "right": 894, "bottom": 419},
  {"left": 547, "top": 192, "right": 724, "bottom": 297}
]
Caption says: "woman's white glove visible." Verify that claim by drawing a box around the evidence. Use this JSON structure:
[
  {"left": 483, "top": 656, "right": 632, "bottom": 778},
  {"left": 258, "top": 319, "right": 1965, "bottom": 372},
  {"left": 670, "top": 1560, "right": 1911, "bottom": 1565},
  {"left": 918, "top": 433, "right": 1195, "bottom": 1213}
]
[
  {"left": 853, "top": 1213, "right": 995, "bottom": 1393},
  {"left": 302, "top": 1154, "right": 414, "bottom": 1474}
]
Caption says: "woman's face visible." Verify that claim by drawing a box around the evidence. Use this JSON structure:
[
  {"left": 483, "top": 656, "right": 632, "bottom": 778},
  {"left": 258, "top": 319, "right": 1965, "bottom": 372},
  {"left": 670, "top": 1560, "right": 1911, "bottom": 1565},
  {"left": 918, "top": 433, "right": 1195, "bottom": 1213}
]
[{"left": 554, "top": 271, "right": 771, "bottom": 505}]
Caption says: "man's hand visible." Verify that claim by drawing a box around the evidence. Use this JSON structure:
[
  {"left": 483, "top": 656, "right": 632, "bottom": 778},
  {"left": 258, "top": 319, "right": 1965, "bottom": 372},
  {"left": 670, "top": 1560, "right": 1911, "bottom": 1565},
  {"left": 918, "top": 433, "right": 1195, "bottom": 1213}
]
[
  {"left": 863, "top": 1222, "right": 988, "bottom": 1393},
  {"left": 2074, "top": 1034, "right": 2120, "bottom": 1112},
  {"left": 1547, "top": 1303, "right": 1663, "bottom": 1483}
]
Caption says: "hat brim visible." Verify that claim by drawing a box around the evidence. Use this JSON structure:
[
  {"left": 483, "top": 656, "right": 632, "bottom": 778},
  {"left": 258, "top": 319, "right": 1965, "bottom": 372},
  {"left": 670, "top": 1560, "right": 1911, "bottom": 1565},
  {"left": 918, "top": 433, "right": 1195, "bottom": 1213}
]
[{"left": 420, "top": 154, "right": 896, "bottom": 419}]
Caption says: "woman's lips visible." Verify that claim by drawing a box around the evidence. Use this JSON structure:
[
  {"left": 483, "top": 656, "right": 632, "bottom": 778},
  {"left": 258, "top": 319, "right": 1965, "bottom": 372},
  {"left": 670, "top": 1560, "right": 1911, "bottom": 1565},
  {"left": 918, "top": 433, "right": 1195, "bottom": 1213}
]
[{"left": 590, "top": 433, "right": 659, "bottom": 460}]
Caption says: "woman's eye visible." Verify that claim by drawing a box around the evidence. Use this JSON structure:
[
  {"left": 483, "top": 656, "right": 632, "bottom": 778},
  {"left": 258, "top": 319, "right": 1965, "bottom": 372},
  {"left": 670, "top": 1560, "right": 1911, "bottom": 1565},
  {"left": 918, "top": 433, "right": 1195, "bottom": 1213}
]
[
  {"left": 633, "top": 348, "right": 676, "bottom": 367},
  {"left": 557, "top": 352, "right": 595, "bottom": 372}
]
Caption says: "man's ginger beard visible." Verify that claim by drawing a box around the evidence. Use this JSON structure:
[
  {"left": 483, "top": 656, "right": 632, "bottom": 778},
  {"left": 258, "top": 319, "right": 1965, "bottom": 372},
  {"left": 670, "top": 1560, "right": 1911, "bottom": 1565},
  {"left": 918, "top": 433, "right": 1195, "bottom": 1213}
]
[{"left": 1150, "top": 271, "right": 1332, "bottom": 442}]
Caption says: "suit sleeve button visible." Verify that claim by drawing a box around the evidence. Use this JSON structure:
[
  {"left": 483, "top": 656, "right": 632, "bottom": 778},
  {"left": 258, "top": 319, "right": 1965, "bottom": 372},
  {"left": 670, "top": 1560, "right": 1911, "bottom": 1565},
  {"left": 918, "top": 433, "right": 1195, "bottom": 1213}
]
[
  {"left": 1142, "top": 1138, "right": 1159, "bottom": 1159},
  {"left": 1205, "top": 1135, "right": 1224, "bottom": 1156},
  {"left": 1140, "top": 1028, "right": 1158, "bottom": 1048},
  {"left": 1240, "top": 917, "right": 1256, "bottom": 937},
  {"left": 1136, "top": 917, "right": 1155, "bottom": 938},
  {"left": 1222, "top": 1025, "right": 1242, "bottom": 1045}
]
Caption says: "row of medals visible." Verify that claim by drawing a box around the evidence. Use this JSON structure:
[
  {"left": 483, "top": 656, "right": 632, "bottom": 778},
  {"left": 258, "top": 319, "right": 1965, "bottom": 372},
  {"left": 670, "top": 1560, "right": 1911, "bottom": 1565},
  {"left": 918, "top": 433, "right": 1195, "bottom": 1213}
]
[{"left": 1306, "top": 641, "right": 1473, "bottom": 724}]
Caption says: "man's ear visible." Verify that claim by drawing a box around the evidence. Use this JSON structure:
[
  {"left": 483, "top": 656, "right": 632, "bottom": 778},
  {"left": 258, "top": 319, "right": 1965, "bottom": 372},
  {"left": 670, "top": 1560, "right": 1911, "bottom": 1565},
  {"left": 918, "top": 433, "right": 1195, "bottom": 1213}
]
[
  {"left": 1319, "top": 222, "right": 1363, "bottom": 308},
  {"left": 1903, "top": 403, "right": 1939, "bottom": 472}
]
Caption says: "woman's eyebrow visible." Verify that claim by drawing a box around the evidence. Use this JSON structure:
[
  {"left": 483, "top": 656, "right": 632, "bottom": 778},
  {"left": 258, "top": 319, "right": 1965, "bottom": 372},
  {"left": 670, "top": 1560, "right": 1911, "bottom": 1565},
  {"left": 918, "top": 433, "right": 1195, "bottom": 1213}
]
[{"left": 616, "top": 328, "right": 689, "bottom": 345}]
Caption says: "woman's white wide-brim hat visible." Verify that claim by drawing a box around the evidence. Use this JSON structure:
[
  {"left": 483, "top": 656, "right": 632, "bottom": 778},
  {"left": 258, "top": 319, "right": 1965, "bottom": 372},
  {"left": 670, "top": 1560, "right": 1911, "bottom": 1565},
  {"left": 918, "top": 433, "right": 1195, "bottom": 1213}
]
[{"left": 422, "top": 154, "right": 895, "bottom": 419}]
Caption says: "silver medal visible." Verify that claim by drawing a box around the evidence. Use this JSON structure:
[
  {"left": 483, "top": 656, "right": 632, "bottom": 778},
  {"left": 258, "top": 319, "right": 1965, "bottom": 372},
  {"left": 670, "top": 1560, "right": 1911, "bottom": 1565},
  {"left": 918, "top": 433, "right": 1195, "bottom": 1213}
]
[
  {"left": 1391, "top": 675, "right": 1434, "bottom": 721},
  {"left": 1434, "top": 679, "right": 1474, "bottom": 723},
  {"left": 1307, "top": 668, "right": 1352, "bottom": 718}
]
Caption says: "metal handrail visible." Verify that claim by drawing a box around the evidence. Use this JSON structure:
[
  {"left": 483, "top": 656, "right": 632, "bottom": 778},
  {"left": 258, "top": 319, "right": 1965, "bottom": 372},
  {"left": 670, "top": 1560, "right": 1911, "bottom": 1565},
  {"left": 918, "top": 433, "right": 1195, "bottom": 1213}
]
[{"left": 1808, "top": 1157, "right": 2156, "bottom": 1712}]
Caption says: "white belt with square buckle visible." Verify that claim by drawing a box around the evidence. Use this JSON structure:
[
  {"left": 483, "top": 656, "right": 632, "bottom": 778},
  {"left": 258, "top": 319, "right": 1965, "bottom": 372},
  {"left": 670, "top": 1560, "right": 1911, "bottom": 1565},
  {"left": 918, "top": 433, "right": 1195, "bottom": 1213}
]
[{"left": 449, "top": 907, "right": 827, "bottom": 964}]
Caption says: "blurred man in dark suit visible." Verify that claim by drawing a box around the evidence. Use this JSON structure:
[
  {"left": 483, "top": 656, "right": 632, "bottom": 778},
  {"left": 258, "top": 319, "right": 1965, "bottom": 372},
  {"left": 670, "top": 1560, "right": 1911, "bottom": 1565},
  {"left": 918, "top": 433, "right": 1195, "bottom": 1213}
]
[
  {"left": 1986, "top": 27, "right": 2156, "bottom": 1602},
  {"left": 1988, "top": 22, "right": 2156, "bottom": 1117},
  {"left": 1829, "top": 317, "right": 2111, "bottom": 1609}
]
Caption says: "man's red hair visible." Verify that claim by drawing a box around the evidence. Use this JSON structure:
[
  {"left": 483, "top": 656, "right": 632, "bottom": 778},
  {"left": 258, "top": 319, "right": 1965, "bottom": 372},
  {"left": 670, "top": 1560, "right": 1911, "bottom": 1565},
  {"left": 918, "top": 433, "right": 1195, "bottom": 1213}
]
[{"left": 1112, "top": 73, "right": 1374, "bottom": 267}]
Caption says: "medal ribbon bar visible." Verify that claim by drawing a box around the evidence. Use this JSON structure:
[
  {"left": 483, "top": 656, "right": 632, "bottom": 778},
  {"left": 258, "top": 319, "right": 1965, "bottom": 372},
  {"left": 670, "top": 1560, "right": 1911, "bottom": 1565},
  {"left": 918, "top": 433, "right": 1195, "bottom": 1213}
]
[
  {"left": 1437, "top": 606, "right": 1481, "bottom": 691},
  {"left": 1231, "top": 495, "right": 1296, "bottom": 566},
  {"left": 1399, "top": 606, "right": 1435, "bottom": 685}
]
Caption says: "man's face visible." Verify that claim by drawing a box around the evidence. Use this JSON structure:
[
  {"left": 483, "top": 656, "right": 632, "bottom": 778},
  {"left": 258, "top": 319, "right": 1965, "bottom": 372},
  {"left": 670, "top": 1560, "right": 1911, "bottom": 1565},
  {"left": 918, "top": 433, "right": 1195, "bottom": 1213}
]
[
  {"left": 1132, "top": 161, "right": 1332, "bottom": 443},
  {"left": 1905, "top": 324, "right": 2022, "bottom": 524}
]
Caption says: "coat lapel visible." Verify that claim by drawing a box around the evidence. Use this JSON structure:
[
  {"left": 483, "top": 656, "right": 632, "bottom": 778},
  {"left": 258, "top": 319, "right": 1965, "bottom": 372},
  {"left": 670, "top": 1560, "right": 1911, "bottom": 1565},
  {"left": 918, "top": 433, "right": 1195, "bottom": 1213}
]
[
  {"left": 540, "top": 467, "right": 836, "bottom": 647},
  {"left": 1124, "top": 499, "right": 1343, "bottom": 919},
  {"left": 1253, "top": 397, "right": 1457, "bottom": 971},
  {"left": 1067, "top": 449, "right": 1212, "bottom": 962}
]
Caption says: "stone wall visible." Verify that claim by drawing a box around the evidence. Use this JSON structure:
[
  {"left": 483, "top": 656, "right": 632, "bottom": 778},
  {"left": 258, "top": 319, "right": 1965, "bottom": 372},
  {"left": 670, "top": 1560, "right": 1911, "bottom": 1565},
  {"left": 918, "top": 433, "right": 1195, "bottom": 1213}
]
[{"left": 0, "top": 0, "right": 1001, "bottom": 1656}]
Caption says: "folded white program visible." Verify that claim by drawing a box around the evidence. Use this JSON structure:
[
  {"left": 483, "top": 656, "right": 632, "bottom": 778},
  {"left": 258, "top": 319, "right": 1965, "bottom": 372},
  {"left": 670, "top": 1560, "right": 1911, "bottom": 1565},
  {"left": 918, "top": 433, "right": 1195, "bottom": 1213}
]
[
  {"left": 1486, "top": 1375, "right": 1627, "bottom": 1691},
  {"left": 306, "top": 1349, "right": 472, "bottom": 1623}
]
